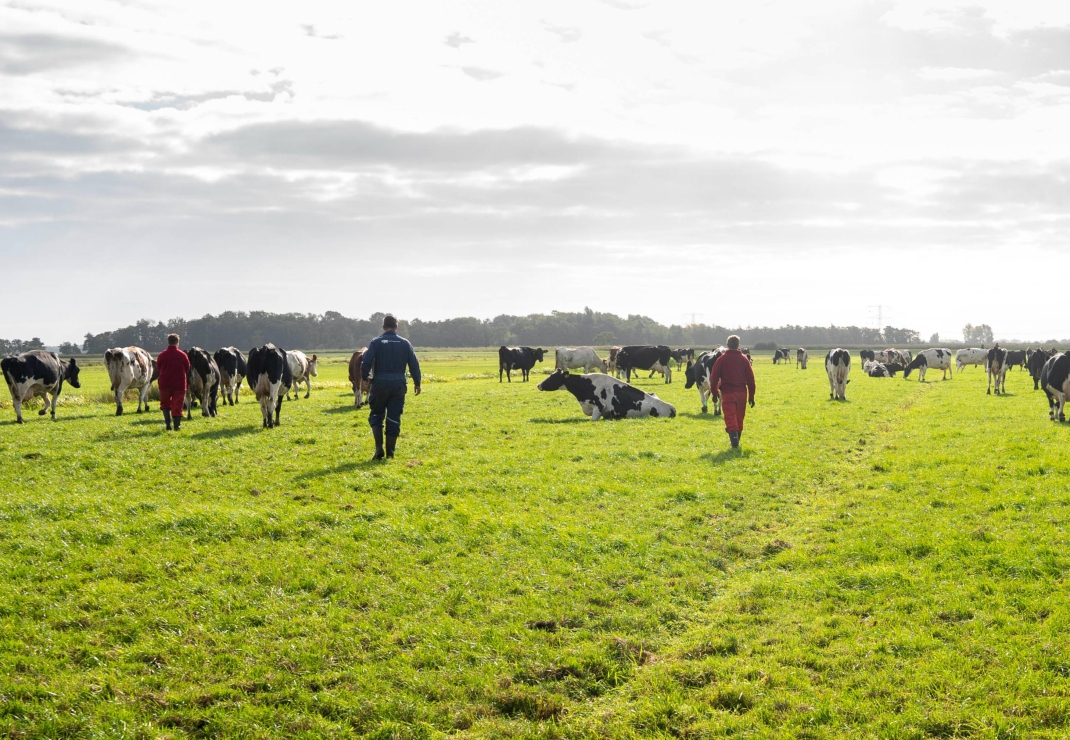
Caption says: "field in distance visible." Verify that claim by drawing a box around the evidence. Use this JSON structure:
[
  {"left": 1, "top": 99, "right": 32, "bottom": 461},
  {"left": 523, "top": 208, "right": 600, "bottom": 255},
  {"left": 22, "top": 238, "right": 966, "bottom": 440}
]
[{"left": 1, "top": 349, "right": 1068, "bottom": 739}]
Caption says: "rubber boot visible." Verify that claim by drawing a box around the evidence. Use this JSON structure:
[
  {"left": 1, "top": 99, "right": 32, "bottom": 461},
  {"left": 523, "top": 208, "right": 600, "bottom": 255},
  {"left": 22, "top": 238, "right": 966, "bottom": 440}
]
[
  {"left": 163, "top": 408, "right": 172, "bottom": 431},
  {"left": 371, "top": 427, "right": 385, "bottom": 461},
  {"left": 729, "top": 431, "right": 740, "bottom": 448},
  {"left": 385, "top": 435, "right": 398, "bottom": 459},
  {"left": 173, "top": 414, "right": 181, "bottom": 431}
]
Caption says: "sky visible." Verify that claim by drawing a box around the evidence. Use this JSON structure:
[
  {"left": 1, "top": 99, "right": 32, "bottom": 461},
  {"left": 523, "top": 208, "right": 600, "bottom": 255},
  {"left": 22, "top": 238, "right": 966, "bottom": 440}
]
[{"left": 1, "top": 0, "right": 1069, "bottom": 344}]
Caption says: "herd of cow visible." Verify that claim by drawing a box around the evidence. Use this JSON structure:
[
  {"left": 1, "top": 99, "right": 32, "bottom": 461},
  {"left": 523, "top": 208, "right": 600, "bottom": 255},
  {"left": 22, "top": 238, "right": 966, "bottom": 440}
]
[
  {"left": 497, "top": 342, "right": 1070, "bottom": 422},
  {"left": 4, "top": 340, "right": 1070, "bottom": 427}
]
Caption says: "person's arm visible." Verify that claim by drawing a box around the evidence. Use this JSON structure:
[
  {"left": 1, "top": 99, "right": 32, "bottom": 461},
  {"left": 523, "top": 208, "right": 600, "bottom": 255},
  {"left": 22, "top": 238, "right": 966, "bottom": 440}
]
[
  {"left": 745, "top": 357, "right": 756, "bottom": 404},
  {"left": 407, "top": 343, "right": 422, "bottom": 394},
  {"left": 361, "top": 342, "right": 377, "bottom": 381}
]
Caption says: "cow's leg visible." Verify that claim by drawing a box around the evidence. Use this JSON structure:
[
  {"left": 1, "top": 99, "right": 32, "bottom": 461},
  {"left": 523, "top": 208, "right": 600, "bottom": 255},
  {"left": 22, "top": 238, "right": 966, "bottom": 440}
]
[
  {"left": 714, "top": 391, "right": 722, "bottom": 416},
  {"left": 48, "top": 389, "right": 59, "bottom": 419},
  {"left": 12, "top": 395, "right": 23, "bottom": 424},
  {"left": 115, "top": 381, "right": 125, "bottom": 416},
  {"left": 274, "top": 395, "right": 283, "bottom": 426},
  {"left": 305, "top": 376, "right": 311, "bottom": 399},
  {"left": 138, "top": 382, "right": 150, "bottom": 413},
  {"left": 987, "top": 371, "right": 992, "bottom": 394},
  {"left": 698, "top": 385, "right": 707, "bottom": 413},
  {"left": 590, "top": 406, "right": 601, "bottom": 421}
]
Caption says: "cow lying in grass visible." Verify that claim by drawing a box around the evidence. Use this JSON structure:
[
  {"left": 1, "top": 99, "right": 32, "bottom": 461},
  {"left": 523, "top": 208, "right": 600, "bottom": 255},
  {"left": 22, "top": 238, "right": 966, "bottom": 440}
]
[{"left": 537, "top": 370, "right": 676, "bottom": 420}]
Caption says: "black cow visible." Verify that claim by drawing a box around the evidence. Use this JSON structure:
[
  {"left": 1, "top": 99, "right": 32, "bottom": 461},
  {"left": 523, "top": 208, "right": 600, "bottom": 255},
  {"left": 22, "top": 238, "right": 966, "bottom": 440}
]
[
  {"left": 247, "top": 344, "right": 293, "bottom": 428},
  {"left": 616, "top": 345, "right": 673, "bottom": 384},
  {"left": 498, "top": 346, "right": 546, "bottom": 383},
  {"left": 1, "top": 351, "right": 81, "bottom": 424},
  {"left": 213, "top": 347, "right": 247, "bottom": 406},
  {"left": 684, "top": 347, "right": 725, "bottom": 414},
  {"left": 987, "top": 345, "right": 1008, "bottom": 395},
  {"left": 860, "top": 349, "right": 876, "bottom": 363},
  {"left": 185, "top": 347, "right": 220, "bottom": 418},
  {"left": 1029, "top": 348, "right": 1054, "bottom": 390},
  {"left": 1005, "top": 349, "right": 1026, "bottom": 370},
  {"left": 670, "top": 348, "right": 694, "bottom": 369},
  {"left": 1041, "top": 353, "right": 1070, "bottom": 421}
]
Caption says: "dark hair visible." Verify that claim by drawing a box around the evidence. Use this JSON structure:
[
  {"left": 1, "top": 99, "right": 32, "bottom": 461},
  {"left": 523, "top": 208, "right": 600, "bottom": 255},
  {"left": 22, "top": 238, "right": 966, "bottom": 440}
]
[
  {"left": 167, "top": 334, "right": 180, "bottom": 346},
  {"left": 727, "top": 335, "right": 740, "bottom": 350},
  {"left": 383, "top": 314, "right": 398, "bottom": 329}
]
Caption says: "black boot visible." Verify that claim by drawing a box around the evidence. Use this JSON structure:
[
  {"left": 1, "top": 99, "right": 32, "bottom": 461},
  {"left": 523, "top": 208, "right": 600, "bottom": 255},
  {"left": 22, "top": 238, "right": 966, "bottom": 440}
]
[
  {"left": 385, "top": 435, "right": 398, "bottom": 459},
  {"left": 173, "top": 414, "right": 181, "bottom": 431},
  {"left": 163, "top": 408, "right": 172, "bottom": 431},
  {"left": 372, "top": 427, "right": 385, "bottom": 460},
  {"left": 729, "top": 431, "right": 740, "bottom": 448}
]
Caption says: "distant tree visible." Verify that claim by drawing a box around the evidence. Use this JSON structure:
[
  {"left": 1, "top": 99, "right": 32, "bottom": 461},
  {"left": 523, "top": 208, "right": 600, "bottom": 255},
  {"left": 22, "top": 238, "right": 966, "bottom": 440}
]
[
  {"left": 929, "top": 332, "right": 940, "bottom": 344},
  {"left": 593, "top": 331, "right": 616, "bottom": 346},
  {"left": 59, "top": 342, "right": 82, "bottom": 355},
  {"left": 963, "top": 324, "right": 994, "bottom": 344}
]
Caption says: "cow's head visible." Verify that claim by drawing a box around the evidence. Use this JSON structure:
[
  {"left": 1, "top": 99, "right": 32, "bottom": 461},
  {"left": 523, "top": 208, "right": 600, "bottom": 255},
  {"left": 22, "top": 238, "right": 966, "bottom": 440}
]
[
  {"left": 683, "top": 360, "right": 699, "bottom": 389},
  {"left": 537, "top": 369, "right": 568, "bottom": 391},
  {"left": 600, "top": 358, "right": 608, "bottom": 373},
  {"left": 64, "top": 357, "right": 81, "bottom": 388},
  {"left": 309, "top": 354, "right": 319, "bottom": 377},
  {"left": 532, "top": 348, "right": 546, "bottom": 362}
]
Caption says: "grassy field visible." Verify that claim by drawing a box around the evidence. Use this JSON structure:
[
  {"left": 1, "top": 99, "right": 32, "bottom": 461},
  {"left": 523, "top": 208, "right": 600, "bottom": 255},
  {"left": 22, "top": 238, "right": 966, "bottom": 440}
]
[{"left": 1, "top": 350, "right": 1068, "bottom": 739}]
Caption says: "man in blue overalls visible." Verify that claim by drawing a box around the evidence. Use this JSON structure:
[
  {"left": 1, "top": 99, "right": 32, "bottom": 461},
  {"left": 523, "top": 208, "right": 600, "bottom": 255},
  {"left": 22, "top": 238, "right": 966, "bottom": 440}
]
[{"left": 361, "top": 314, "right": 422, "bottom": 460}]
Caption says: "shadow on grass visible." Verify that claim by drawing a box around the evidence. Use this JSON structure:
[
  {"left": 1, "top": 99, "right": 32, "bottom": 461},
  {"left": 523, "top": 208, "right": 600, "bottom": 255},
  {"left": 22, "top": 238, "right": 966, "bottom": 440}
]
[
  {"left": 188, "top": 426, "right": 259, "bottom": 441},
  {"left": 700, "top": 448, "right": 753, "bottom": 465},
  {"left": 679, "top": 411, "right": 723, "bottom": 421},
  {"left": 529, "top": 417, "right": 588, "bottom": 424},
  {"left": 294, "top": 459, "right": 382, "bottom": 480},
  {"left": 322, "top": 405, "right": 365, "bottom": 415}
]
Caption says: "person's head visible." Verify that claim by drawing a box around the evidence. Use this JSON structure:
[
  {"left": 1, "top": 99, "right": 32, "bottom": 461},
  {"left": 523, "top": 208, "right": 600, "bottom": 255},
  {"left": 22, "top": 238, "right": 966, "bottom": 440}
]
[
  {"left": 727, "top": 335, "right": 740, "bottom": 350},
  {"left": 167, "top": 333, "right": 180, "bottom": 347},
  {"left": 382, "top": 314, "right": 398, "bottom": 330}
]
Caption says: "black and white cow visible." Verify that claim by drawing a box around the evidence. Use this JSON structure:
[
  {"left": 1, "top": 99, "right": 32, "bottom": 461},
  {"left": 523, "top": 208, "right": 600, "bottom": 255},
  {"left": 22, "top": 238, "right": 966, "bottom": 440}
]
[
  {"left": 684, "top": 347, "right": 726, "bottom": 414},
  {"left": 1005, "top": 349, "right": 1026, "bottom": 371},
  {"left": 955, "top": 347, "right": 987, "bottom": 373},
  {"left": 555, "top": 347, "right": 608, "bottom": 374},
  {"left": 796, "top": 348, "right": 808, "bottom": 369},
  {"left": 863, "top": 360, "right": 892, "bottom": 377},
  {"left": 859, "top": 349, "right": 876, "bottom": 363},
  {"left": 286, "top": 351, "right": 319, "bottom": 400},
  {"left": 498, "top": 346, "right": 546, "bottom": 382},
  {"left": 184, "top": 347, "right": 220, "bottom": 418},
  {"left": 825, "top": 348, "right": 850, "bottom": 400},
  {"left": 1, "top": 351, "right": 80, "bottom": 424},
  {"left": 1041, "top": 353, "right": 1070, "bottom": 421},
  {"left": 987, "top": 345, "right": 1008, "bottom": 395},
  {"left": 247, "top": 344, "right": 293, "bottom": 428},
  {"left": 104, "top": 346, "right": 154, "bottom": 415},
  {"left": 607, "top": 346, "right": 622, "bottom": 377},
  {"left": 616, "top": 345, "right": 673, "bottom": 384},
  {"left": 884, "top": 363, "right": 905, "bottom": 376},
  {"left": 1029, "top": 348, "right": 1054, "bottom": 390},
  {"left": 773, "top": 349, "right": 790, "bottom": 364},
  {"left": 741, "top": 348, "right": 752, "bottom": 363},
  {"left": 537, "top": 370, "right": 676, "bottom": 420},
  {"left": 904, "top": 348, "right": 953, "bottom": 382},
  {"left": 213, "top": 347, "right": 247, "bottom": 406},
  {"left": 671, "top": 348, "right": 694, "bottom": 369}
]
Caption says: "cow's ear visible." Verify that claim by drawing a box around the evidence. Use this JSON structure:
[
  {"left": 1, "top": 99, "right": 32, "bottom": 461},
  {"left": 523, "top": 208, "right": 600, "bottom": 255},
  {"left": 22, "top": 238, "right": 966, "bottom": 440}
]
[{"left": 312, "top": 354, "right": 317, "bottom": 361}]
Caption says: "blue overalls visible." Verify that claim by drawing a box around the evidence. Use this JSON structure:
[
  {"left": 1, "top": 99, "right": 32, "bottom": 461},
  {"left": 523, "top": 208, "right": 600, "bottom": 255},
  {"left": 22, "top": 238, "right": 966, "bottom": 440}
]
[{"left": 361, "top": 330, "right": 422, "bottom": 437}]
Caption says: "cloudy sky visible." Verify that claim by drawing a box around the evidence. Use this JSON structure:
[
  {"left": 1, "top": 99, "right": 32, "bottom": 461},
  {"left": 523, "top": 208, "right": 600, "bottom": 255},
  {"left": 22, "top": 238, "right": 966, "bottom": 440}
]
[{"left": 2, "top": 0, "right": 1068, "bottom": 344}]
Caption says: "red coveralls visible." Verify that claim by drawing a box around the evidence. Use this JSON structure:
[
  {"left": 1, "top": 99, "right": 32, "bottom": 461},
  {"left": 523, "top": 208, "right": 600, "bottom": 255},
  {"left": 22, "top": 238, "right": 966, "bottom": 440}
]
[
  {"left": 709, "top": 349, "right": 756, "bottom": 433},
  {"left": 156, "top": 346, "right": 190, "bottom": 417}
]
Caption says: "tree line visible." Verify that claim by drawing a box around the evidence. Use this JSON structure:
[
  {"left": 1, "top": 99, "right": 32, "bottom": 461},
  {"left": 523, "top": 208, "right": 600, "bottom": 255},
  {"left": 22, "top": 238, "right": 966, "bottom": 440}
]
[{"left": 64, "top": 308, "right": 924, "bottom": 354}]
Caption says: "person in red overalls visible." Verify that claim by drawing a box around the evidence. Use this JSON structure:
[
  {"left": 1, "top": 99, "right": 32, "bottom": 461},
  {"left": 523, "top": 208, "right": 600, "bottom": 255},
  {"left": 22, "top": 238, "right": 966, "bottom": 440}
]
[
  {"left": 156, "top": 333, "right": 190, "bottom": 431},
  {"left": 709, "top": 335, "right": 756, "bottom": 449}
]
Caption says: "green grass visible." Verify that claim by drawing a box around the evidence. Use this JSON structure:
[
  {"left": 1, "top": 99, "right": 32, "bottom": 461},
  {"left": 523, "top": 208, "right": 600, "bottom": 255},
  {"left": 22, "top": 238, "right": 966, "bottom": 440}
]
[{"left": 1, "top": 352, "right": 1068, "bottom": 738}]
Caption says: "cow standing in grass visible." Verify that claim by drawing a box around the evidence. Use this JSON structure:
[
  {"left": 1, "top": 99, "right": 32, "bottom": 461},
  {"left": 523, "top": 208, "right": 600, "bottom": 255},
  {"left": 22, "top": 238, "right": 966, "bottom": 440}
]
[
  {"left": 104, "top": 346, "right": 154, "bottom": 415},
  {"left": 348, "top": 348, "right": 371, "bottom": 408},
  {"left": 213, "top": 347, "right": 247, "bottom": 406},
  {"left": 247, "top": 344, "right": 292, "bottom": 428},
  {"left": 825, "top": 349, "right": 850, "bottom": 400},
  {"left": 555, "top": 347, "right": 608, "bottom": 374},
  {"left": 286, "top": 351, "right": 319, "bottom": 400},
  {"left": 987, "top": 346, "right": 1008, "bottom": 395},
  {"left": 904, "top": 348, "right": 953, "bottom": 382},
  {"left": 185, "top": 347, "right": 221, "bottom": 418},
  {"left": 1029, "top": 348, "right": 1055, "bottom": 390},
  {"left": 1, "top": 351, "right": 80, "bottom": 424},
  {"left": 796, "top": 348, "right": 808, "bottom": 369},
  {"left": 683, "top": 347, "right": 726, "bottom": 415},
  {"left": 1041, "top": 353, "right": 1070, "bottom": 421},
  {"left": 956, "top": 348, "right": 987, "bottom": 373},
  {"left": 498, "top": 346, "right": 546, "bottom": 382}
]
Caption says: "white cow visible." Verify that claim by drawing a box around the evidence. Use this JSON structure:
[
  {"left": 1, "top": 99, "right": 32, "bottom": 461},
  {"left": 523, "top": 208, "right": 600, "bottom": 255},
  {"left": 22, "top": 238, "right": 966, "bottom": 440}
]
[
  {"left": 825, "top": 348, "right": 851, "bottom": 400},
  {"left": 537, "top": 370, "right": 676, "bottom": 420},
  {"left": 286, "top": 351, "right": 319, "bottom": 399},
  {"left": 956, "top": 347, "right": 988, "bottom": 372},
  {"left": 104, "top": 346, "right": 155, "bottom": 415},
  {"left": 904, "top": 348, "right": 954, "bottom": 382},
  {"left": 555, "top": 347, "right": 608, "bottom": 374}
]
